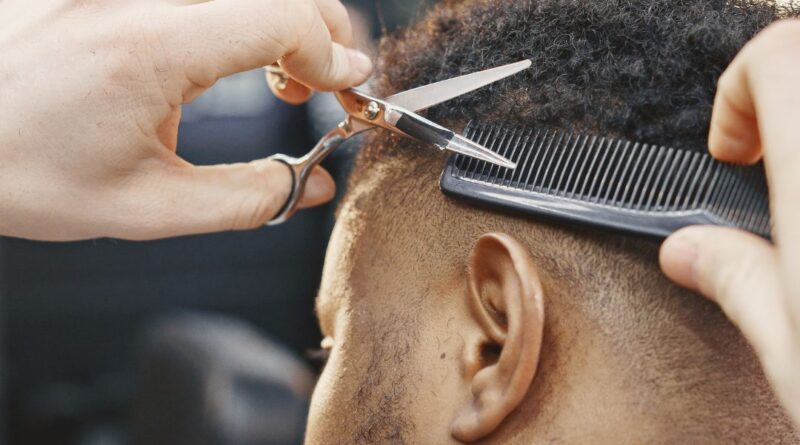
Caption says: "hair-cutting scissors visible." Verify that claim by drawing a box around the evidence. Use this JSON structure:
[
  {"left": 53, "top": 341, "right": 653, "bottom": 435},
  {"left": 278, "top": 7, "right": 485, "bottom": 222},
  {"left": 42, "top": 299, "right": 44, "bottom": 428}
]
[{"left": 265, "top": 59, "right": 531, "bottom": 225}]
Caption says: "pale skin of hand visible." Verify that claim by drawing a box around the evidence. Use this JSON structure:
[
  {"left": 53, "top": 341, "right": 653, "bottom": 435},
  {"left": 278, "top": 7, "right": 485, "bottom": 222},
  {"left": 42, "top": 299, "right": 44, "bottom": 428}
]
[
  {"left": 0, "top": 0, "right": 371, "bottom": 241},
  {"left": 660, "top": 18, "right": 800, "bottom": 428}
]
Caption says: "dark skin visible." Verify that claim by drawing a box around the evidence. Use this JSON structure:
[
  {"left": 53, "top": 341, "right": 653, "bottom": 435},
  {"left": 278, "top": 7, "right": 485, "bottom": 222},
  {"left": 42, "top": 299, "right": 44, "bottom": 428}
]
[
  {"left": 307, "top": 151, "right": 795, "bottom": 444},
  {"left": 304, "top": 1, "right": 800, "bottom": 443}
]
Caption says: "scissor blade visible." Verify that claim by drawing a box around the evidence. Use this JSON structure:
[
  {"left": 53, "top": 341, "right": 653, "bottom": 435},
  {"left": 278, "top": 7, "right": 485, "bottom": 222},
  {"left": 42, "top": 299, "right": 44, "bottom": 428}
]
[
  {"left": 446, "top": 134, "right": 517, "bottom": 169},
  {"left": 384, "top": 59, "right": 532, "bottom": 112},
  {"left": 390, "top": 107, "right": 517, "bottom": 169}
]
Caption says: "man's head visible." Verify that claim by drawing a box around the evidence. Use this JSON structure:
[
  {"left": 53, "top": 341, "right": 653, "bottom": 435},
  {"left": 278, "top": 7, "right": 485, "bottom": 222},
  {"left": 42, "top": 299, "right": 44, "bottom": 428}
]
[{"left": 307, "top": 1, "right": 800, "bottom": 443}]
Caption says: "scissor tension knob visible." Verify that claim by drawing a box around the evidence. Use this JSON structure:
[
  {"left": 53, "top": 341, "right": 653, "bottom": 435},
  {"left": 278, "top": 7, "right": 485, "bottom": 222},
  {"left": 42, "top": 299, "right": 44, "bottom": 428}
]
[{"left": 364, "top": 101, "right": 380, "bottom": 120}]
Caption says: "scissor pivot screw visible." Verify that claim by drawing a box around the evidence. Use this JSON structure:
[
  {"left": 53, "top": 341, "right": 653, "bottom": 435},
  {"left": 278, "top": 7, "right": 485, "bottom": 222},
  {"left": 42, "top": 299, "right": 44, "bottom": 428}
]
[{"left": 364, "top": 101, "right": 380, "bottom": 120}]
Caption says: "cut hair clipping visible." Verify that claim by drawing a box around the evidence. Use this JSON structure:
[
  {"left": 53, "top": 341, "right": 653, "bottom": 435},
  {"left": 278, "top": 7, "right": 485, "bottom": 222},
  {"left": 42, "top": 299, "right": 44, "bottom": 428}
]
[{"left": 440, "top": 121, "right": 771, "bottom": 239}]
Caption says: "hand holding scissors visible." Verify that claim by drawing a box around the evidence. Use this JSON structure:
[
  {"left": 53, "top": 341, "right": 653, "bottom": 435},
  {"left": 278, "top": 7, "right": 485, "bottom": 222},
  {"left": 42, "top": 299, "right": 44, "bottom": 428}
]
[
  {"left": 265, "top": 60, "right": 530, "bottom": 225},
  {"left": 0, "top": 0, "right": 373, "bottom": 241}
]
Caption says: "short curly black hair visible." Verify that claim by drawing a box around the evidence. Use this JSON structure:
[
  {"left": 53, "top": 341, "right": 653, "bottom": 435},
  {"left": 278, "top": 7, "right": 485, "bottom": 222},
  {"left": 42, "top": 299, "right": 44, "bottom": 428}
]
[{"left": 361, "top": 0, "right": 796, "bottom": 159}]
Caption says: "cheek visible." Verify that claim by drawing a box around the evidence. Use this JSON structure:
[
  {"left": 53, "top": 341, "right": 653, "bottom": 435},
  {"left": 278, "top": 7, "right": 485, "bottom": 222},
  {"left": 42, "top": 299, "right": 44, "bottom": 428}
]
[
  {"left": 305, "top": 313, "right": 468, "bottom": 445},
  {"left": 306, "top": 306, "right": 413, "bottom": 442},
  {"left": 305, "top": 353, "right": 350, "bottom": 444},
  {"left": 305, "top": 310, "right": 361, "bottom": 444},
  {"left": 305, "top": 307, "right": 424, "bottom": 444}
]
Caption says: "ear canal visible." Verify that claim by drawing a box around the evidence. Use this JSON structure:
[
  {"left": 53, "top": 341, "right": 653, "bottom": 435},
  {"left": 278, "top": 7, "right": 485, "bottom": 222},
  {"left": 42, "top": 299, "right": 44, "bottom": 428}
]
[{"left": 452, "top": 233, "right": 545, "bottom": 443}]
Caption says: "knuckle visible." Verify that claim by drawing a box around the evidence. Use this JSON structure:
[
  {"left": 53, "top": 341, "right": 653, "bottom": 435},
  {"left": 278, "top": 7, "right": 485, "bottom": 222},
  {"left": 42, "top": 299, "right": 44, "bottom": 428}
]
[
  {"left": 325, "top": 0, "right": 350, "bottom": 26},
  {"left": 231, "top": 196, "right": 278, "bottom": 231},
  {"left": 250, "top": 0, "right": 320, "bottom": 60},
  {"left": 281, "top": 0, "right": 321, "bottom": 52}
]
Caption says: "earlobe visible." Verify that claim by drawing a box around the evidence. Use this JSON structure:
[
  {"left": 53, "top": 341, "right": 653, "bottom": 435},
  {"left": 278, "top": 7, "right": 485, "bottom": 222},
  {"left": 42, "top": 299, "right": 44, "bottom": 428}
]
[{"left": 452, "top": 233, "right": 545, "bottom": 442}]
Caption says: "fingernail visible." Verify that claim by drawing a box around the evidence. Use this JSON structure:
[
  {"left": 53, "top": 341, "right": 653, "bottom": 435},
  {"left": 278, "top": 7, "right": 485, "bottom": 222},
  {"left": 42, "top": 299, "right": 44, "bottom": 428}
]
[
  {"left": 302, "top": 169, "right": 335, "bottom": 207},
  {"left": 661, "top": 233, "right": 700, "bottom": 290},
  {"left": 347, "top": 49, "right": 373, "bottom": 80}
]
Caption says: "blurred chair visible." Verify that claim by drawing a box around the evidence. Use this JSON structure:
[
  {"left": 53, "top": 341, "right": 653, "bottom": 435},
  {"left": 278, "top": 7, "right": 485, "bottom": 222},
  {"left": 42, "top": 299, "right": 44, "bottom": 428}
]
[{"left": 132, "top": 312, "right": 314, "bottom": 445}]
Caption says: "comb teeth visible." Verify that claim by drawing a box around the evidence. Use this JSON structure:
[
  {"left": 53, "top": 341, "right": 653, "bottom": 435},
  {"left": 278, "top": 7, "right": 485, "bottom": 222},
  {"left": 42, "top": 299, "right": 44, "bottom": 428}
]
[{"left": 442, "top": 122, "right": 771, "bottom": 238}]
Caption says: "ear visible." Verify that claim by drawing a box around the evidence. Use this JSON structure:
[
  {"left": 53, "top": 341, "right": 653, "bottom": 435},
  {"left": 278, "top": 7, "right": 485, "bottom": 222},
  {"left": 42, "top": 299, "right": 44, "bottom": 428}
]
[{"left": 451, "top": 233, "right": 545, "bottom": 442}]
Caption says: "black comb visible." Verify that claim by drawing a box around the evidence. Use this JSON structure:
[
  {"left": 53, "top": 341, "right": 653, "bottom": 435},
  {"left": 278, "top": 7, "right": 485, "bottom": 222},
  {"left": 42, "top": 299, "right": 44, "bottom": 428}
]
[{"left": 440, "top": 122, "right": 771, "bottom": 239}]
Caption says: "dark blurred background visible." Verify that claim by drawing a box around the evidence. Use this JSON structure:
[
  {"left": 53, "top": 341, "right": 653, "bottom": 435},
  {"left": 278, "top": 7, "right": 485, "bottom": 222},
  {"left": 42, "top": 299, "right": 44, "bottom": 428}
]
[{"left": 0, "top": 1, "right": 424, "bottom": 444}]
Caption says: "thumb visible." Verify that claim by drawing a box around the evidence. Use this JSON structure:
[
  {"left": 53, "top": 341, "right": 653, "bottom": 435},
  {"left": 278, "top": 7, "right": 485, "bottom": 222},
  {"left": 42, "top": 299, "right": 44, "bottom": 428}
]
[
  {"left": 659, "top": 226, "right": 788, "bottom": 360},
  {"left": 166, "top": 0, "right": 372, "bottom": 93},
  {"left": 661, "top": 227, "right": 800, "bottom": 428},
  {"left": 112, "top": 159, "right": 335, "bottom": 240}
]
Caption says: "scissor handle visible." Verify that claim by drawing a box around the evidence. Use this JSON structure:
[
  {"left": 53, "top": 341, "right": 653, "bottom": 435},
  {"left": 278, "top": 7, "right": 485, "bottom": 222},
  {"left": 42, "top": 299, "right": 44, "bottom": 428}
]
[{"left": 266, "top": 124, "right": 349, "bottom": 225}]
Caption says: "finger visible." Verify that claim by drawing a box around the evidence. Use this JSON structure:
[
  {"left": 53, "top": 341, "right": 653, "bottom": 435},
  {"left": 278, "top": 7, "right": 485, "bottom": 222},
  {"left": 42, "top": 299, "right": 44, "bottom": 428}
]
[
  {"left": 313, "top": 0, "right": 354, "bottom": 47},
  {"left": 660, "top": 226, "right": 788, "bottom": 358},
  {"left": 107, "top": 157, "right": 336, "bottom": 240},
  {"left": 165, "top": 0, "right": 371, "bottom": 92},
  {"left": 277, "top": 4, "right": 372, "bottom": 91},
  {"left": 662, "top": 225, "right": 800, "bottom": 426},
  {"left": 299, "top": 166, "right": 336, "bottom": 209},
  {"left": 708, "top": 20, "right": 800, "bottom": 293},
  {"left": 266, "top": 70, "right": 314, "bottom": 105},
  {"left": 709, "top": 21, "right": 800, "bottom": 166},
  {"left": 708, "top": 67, "right": 762, "bottom": 164}
]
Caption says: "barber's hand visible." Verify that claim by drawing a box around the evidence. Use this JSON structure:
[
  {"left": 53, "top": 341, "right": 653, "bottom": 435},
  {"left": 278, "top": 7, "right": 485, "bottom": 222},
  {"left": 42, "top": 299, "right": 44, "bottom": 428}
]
[
  {"left": 659, "top": 19, "right": 800, "bottom": 426},
  {"left": 0, "top": 0, "right": 372, "bottom": 241}
]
